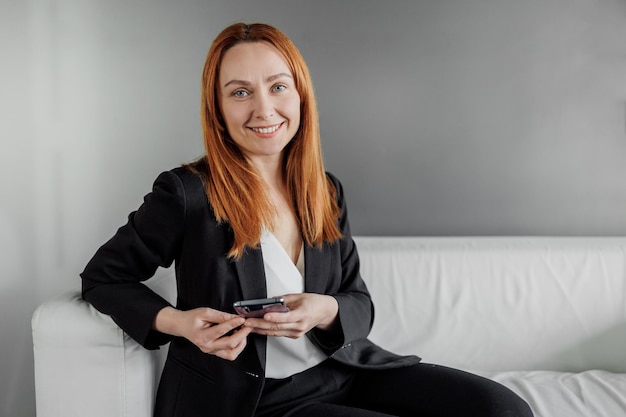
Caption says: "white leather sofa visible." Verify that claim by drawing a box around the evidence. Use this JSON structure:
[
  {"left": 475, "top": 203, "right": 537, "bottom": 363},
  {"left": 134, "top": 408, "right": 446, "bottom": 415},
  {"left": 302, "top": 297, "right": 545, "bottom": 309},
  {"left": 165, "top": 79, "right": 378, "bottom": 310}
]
[{"left": 32, "top": 237, "right": 626, "bottom": 416}]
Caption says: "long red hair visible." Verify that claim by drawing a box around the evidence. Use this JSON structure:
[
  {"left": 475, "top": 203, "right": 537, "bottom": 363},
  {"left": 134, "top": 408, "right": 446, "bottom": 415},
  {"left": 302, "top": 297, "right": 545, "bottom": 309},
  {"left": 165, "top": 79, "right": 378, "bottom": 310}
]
[{"left": 193, "top": 22, "right": 341, "bottom": 259}]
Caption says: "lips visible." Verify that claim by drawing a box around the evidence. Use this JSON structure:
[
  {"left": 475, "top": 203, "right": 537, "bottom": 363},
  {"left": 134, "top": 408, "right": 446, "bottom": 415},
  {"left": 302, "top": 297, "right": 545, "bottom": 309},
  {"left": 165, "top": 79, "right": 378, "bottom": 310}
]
[{"left": 249, "top": 123, "right": 282, "bottom": 134}]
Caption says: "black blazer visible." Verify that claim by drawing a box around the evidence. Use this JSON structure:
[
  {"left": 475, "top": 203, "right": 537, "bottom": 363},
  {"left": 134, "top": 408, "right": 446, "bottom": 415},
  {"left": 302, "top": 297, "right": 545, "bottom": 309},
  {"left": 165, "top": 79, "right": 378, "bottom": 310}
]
[{"left": 81, "top": 163, "right": 419, "bottom": 417}]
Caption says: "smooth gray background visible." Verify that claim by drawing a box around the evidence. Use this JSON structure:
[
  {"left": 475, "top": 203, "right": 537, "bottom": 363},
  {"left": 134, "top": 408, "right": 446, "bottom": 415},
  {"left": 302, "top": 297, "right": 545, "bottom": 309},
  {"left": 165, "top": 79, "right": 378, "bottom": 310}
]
[{"left": 2, "top": 0, "right": 625, "bottom": 415}]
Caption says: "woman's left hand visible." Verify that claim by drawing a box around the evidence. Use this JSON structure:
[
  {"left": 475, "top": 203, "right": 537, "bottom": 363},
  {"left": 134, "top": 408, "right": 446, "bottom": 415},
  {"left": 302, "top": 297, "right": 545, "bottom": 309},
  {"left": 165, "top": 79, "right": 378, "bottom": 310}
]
[{"left": 244, "top": 293, "right": 338, "bottom": 338}]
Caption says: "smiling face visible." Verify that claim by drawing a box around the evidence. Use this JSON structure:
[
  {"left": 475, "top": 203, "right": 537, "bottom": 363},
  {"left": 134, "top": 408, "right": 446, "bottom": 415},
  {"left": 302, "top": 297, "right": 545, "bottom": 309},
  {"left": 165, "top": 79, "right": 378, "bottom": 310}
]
[{"left": 218, "top": 41, "right": 301, "bottom": 167}]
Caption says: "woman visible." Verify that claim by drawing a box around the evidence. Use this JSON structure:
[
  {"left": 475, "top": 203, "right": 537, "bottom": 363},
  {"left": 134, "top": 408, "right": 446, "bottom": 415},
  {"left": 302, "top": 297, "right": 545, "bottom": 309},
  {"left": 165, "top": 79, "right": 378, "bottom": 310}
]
[{"left": 81, "top": 22, "right": 533, "bottom": 417}]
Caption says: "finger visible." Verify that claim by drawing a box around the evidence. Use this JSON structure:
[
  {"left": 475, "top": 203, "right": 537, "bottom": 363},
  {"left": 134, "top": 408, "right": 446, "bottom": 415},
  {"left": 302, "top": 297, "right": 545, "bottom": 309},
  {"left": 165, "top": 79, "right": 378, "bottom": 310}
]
[
  {"left": 201, "top": 317, "right": 246, "bottom": 340},
  {"left": 242, "top": 317, "right": 275, "bottom": 329},
  {"left": 263, "top": 311, "right": 295, "bottom": 323},
  {"left": 215, "top": 324, "right": 252, "bottom": 344},
  {"left": 199, "top": 308, "right": 241, "bottom": 324},
  {"left": 210, "top": 340, "right": 246, "bottom": 360},
  {"left": 199, "top": 325, "right": 252, "bottom": 354},
  {"left": 280, "top": 294, "right": 299, "bottom": 304},
  {"left": 252, "top": 326, "right": 305, "bottom": 339},
  {"left": 213, "top": 333, "right": 249, "bottom": 361},
  {"left": 243, "top": 315, "right": 295, "bottom": 333}
]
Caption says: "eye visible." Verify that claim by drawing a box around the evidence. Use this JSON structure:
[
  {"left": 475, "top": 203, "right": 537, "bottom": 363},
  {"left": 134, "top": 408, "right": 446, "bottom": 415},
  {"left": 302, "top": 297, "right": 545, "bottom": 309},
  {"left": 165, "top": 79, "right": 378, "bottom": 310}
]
[
  {"left": 232, "top": 89, "right": 249, "bottom": 98},
  {"left": 272, "top": 84, "right": 287, "bottom": 93}
]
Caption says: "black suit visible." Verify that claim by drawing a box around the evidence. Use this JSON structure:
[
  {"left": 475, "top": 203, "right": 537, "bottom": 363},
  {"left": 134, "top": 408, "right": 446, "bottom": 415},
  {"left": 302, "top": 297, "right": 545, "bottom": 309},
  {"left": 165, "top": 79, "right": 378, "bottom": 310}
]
[{"left": 81, "top": 164, "right": 419, "bottom": 417}]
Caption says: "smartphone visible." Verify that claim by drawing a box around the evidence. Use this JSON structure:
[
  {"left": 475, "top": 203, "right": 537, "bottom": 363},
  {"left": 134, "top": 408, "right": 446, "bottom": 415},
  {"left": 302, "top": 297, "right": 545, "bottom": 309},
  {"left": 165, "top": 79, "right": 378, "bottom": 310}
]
[{"left": 233, "top": 297, "right": 289, "bottom": 318}]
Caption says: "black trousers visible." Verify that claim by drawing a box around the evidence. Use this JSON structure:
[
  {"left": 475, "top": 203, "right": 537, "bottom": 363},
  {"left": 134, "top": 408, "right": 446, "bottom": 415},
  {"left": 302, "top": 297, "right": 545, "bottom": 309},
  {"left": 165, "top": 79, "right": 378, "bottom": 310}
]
[{"left": 255, "top": 360, "right": 534, "bottom": 417}]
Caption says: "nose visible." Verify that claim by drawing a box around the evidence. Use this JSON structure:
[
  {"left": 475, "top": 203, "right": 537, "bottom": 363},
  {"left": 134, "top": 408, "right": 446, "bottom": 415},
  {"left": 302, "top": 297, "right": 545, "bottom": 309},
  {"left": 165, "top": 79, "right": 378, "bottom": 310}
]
[{"left": 253, "top": 91, "right": 274, "bottom": 120}]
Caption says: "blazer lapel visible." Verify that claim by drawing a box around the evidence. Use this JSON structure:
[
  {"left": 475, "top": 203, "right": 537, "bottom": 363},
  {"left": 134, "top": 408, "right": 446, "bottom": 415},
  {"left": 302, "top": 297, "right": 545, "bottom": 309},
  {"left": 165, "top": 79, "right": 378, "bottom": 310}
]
[
  {"left": 234, "top": 247, "right": 267, "bottom": 300},
  {"left": 304, "top": 243, "right": 331, "bottom": 294},
  {"left": 233, "top": 242, "right": 332, "bottom": 371},
  {"left": 234, "top": 246, "right": 267, "bottom": 371},
  {"left": 236, "top": 242, "right": 331, "bottom": 296}
]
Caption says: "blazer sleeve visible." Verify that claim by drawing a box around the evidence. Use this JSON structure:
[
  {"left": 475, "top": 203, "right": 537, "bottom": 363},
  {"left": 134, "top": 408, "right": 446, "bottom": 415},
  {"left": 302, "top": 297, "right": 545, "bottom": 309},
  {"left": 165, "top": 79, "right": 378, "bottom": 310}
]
[
  {"left": 309, "top": 173, "right": 375, "bottom": 352},
  {"left": 81, "top": 170, "right": 187, "bottom": 349}
]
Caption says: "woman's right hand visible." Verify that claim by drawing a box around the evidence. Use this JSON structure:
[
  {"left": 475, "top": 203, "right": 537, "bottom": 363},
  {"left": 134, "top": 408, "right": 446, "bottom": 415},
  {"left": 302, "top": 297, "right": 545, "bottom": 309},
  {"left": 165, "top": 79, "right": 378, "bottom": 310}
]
[{"left": 154, "top": 306, "right": 252, "bottom": 361}]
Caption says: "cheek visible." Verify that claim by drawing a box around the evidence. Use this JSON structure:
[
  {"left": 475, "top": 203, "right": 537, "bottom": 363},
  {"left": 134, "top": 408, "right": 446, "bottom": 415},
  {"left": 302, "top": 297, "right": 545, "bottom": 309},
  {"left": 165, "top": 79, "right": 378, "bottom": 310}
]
[
  {"left": 284, "top": 95, "right": 301, "bottom": 123},
  {"left": 221, "top": 104, "right": 247, "bottom": 129}
]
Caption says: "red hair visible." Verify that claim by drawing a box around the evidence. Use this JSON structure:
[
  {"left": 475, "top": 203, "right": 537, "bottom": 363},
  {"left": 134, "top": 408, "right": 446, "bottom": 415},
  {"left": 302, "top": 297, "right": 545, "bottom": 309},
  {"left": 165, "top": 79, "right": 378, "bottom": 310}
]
[{"left": 193, "top": 22, "right": 341, "bottom": 259}]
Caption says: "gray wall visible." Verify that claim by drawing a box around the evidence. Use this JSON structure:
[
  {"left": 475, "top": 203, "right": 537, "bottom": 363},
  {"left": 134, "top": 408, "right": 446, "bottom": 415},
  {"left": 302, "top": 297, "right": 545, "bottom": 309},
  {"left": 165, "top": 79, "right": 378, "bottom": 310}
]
[{"left": 2, "top": 0, "right": 626, "bottom": 415}]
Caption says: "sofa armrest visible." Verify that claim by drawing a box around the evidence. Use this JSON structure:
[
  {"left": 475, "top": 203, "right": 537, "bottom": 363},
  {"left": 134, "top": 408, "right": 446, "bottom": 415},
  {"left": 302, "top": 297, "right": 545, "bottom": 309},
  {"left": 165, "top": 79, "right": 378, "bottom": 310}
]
[{"left": 32, "top": 289, "right": 166, "bottom": 417}]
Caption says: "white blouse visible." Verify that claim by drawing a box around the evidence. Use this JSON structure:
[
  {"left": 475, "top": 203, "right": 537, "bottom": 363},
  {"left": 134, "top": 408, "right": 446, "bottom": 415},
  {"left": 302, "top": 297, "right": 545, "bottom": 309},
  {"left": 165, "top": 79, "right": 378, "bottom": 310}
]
[{"left": 260, "top": 230, "right": 327, "bottom": 379}]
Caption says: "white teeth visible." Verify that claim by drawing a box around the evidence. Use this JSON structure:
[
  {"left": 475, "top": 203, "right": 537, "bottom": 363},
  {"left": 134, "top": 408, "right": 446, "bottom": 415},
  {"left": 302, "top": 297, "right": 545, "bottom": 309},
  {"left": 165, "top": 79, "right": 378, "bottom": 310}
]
[{"left": 251, "top": 124, "right": 280, "bottom": 134}]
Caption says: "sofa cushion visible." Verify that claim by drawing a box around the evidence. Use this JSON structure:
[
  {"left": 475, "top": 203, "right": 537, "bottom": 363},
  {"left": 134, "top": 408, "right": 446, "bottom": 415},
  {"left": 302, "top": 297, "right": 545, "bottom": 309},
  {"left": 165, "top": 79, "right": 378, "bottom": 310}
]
[
  {"left": 354, "top": 237, "right": 626, "bottom": 373},
  {"left": 483, "top": 370, "right": 626, "bottom": 417}
]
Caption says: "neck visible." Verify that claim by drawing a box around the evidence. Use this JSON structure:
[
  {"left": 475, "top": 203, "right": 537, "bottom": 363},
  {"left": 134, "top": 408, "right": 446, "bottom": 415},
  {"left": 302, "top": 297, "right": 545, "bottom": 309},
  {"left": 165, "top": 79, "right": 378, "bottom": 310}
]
[{"left": 247, "top": 154, "right": 285, "bottom": 190}]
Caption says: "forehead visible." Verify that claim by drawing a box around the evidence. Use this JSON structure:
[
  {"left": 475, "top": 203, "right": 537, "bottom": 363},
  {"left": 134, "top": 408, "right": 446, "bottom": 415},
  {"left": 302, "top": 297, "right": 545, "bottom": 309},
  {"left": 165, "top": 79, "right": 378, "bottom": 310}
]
[{"left": 219, "top": 42, "right": 293, "bottom": 85}]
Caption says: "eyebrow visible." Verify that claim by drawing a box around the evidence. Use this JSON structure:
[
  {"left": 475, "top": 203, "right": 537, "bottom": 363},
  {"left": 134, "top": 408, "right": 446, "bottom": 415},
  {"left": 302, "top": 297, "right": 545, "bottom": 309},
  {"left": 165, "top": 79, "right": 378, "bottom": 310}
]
[{"left": 223, "top": 72, "right": 293, "bottom": 88}]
